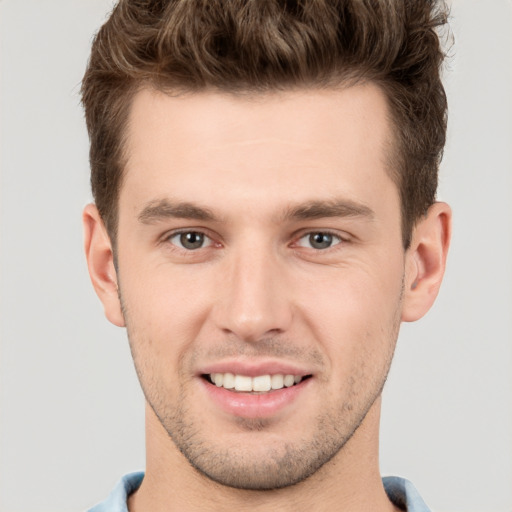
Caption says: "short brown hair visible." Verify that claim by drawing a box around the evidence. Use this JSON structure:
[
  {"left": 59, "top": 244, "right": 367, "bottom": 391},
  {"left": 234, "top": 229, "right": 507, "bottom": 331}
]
[{"left": 81, "top": 0, "right": 449, "bottom": 248}]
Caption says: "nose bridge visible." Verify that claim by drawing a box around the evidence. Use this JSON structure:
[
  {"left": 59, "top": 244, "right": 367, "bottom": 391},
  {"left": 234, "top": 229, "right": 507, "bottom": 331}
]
[{"left": 214, "top": 237, "right": 292, "bottom": 340}]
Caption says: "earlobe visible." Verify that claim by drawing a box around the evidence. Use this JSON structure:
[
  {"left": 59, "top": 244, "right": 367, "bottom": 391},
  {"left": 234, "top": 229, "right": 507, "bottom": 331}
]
[
  {"left": 402, "top": 202, "right": 452, "bottom": 322},
  {"left": 82, "top": 204, "right": 125, "bottom": 327}
]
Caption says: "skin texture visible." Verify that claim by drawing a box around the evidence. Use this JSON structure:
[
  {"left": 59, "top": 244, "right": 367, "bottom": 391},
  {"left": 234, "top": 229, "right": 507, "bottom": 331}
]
[{"left": 83, "top": 84, "right": 451, "bottom": 511}]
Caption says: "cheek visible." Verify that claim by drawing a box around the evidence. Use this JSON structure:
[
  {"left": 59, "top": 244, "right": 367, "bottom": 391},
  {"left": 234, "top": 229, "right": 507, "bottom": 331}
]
[
  {"left": 297, "top": 260, "right": 403, "bottom": 323},
  {"left": 117, "top": 259, "right": 212, "bottom": 379},
  {"left": 294, "top": 259, "right": 404, "bottom": 362},
  {"left": 121, "top": 284, "right": 201, "bottom": 401}
]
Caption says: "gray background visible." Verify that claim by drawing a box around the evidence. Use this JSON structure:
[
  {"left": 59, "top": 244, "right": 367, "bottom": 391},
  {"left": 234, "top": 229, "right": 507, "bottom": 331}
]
[{"left": 1, "top": 1, "right": 511, "bottom": 511}]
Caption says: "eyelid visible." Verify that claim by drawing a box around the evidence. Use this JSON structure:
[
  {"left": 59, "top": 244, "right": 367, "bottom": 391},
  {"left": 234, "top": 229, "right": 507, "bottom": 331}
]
[
  {"left": 292, "top": 229, "right": 348, "bottom": 250},
  {"left": 161, "top": 228, "right": 219, "bottom": 250},
  {"left": 159, "top": 227, "right": 350, "bottom": 252}
]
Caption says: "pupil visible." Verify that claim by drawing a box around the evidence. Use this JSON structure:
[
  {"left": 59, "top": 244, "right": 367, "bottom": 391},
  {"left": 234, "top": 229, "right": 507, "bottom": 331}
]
[
  {"left": 181, "top": 232, "right": 204, "bottom": 249},
  {"left": 310, "top": 233, "right": 332, "bottom": 249}
]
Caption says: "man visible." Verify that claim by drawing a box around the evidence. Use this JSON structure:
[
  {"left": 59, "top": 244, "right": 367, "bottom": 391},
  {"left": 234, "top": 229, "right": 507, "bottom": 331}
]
[{"left": 82, "top": 1, "right": 451, "bottom": 511}]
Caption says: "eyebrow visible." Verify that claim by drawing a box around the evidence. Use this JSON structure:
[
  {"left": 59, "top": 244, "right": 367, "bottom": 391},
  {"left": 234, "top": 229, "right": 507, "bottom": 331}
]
[
  {"left": 282, "top": 199, "right": 375, "bottom": 221},
  {"left": 138, "top": 199, "right": 217, "bottom": 224},
  {"left": 138, "top": 197, "right": 375, "bottom": 225}
]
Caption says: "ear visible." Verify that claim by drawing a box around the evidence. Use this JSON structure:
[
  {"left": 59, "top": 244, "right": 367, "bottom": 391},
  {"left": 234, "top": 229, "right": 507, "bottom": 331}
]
[
  {"left": 82, "top": 204, "right": 125, "bottom": 327},
  {"left": 402, "top": 202, "right": 452, "bottom": 322}
]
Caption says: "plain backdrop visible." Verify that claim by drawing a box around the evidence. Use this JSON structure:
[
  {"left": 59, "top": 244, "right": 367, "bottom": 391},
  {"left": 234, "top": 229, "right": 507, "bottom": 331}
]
[{"left": 1, "top": 1, "right": 511, "bottom": 511}]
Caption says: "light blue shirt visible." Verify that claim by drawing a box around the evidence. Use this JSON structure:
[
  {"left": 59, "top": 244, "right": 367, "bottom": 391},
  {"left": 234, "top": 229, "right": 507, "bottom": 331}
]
[{"left": 88, "top": 472, "right": 431, "bottom": 511}]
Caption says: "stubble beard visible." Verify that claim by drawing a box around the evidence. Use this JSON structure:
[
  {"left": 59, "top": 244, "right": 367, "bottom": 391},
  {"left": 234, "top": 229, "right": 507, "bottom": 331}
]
[
  {"left": 149, "top": 386, "right": 384, "bottom": 490},
  {"left": 120, "top": 286, "right": 402, "bottom": 491}
]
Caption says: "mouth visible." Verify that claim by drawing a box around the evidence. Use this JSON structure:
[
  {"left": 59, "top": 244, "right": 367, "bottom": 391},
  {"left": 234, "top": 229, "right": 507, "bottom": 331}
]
[
  {"left": 199, "top": 367, "right": 314, "bottom": 418},
  {"left": 202, "top": 373, "right": 312, "bottom": 393}
]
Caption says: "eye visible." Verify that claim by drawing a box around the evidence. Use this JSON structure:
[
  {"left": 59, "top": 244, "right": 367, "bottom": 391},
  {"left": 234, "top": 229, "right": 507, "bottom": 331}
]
[
  {"left": 296, "top": 232, "right": 342, "bottom": 250},
  {"left": 168, "top": 231, "right": 212, "bottom": 250}
]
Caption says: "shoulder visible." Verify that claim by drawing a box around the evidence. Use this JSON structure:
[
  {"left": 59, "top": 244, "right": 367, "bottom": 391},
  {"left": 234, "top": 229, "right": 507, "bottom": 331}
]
[
  {"left": 383, "top": 476, "right": 431, "bottom": 512},
  {"left": 87, "top": 472, "right": 145, "bottom": 512}
]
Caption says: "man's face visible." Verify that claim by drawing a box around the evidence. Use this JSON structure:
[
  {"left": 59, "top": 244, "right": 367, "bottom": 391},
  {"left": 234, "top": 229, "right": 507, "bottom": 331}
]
[{"left": 115, "top": 85, "right": 407, "bottom": 489}]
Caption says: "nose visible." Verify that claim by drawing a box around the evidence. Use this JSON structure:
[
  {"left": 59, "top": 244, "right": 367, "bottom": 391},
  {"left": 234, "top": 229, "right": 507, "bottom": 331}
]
[{"left": 212, "top": 244, "right": 293, "bottom": 342}]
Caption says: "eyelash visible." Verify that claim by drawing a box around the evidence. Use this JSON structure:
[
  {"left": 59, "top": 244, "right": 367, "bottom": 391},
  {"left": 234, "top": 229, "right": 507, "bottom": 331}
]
[
  {"left": 293, "top": 230, "right": 345, "bottom": 250},
  {"left": 163, "top": 230, "right": 216, "bottom": 251},
  {"left": 162, "top": 229, "right": 348, "bottom": 253}
]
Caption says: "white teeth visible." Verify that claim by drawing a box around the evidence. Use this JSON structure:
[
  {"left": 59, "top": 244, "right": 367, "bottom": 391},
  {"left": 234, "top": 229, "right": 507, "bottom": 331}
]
[
  {"left": 222, "top": 372, "right": 235, "bottom": 389},
  {"left": 271, "top": 374, "right": 284, "bottom": 390},
  {"left": 284, "top": 374, "right": 295, "bottom": 387},
  {"left": 252, "top": 375, "right": 271, "bottom": 392},
  {"left": 234, "top": 374, "right": 253, "bottom": 392},
  {"left": 210, "top": 373, "right": 304, "bottom": 392}
]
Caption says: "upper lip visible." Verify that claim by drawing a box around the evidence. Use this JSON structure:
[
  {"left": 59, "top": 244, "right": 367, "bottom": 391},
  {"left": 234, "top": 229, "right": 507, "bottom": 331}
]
[{"left": 198, "top": 359, "right": 313, "bottom": 377}]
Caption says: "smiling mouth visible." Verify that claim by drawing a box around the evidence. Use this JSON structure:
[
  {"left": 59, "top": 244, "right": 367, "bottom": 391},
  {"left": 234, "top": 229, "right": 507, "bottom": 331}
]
[{"left": 203, "top": 373, "right": 312, "bottom": 393}]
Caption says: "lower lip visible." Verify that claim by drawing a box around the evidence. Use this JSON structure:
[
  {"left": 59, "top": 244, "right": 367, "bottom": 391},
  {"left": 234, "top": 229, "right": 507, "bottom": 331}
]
[{"left": 201, "top": 378, "right": 311, "bottom": 419}]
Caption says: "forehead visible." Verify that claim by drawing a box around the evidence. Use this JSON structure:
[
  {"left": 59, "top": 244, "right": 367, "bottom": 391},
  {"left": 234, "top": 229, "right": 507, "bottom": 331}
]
[{"left": 121, "top": 85, "right": 398, "bottom": 220}]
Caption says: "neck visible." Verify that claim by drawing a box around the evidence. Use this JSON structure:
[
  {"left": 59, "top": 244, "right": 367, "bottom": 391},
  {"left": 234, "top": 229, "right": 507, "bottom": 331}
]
[{"left": 128, "top": 398, "right": 399, "bottom": 512}]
